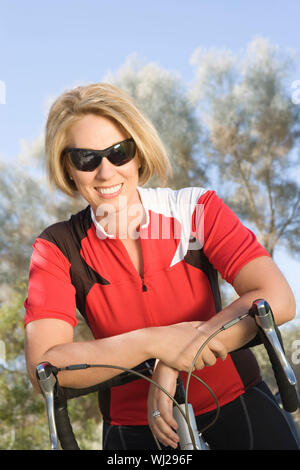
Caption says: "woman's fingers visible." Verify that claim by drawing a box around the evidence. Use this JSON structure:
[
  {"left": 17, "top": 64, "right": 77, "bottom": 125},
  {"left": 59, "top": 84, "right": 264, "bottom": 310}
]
[
  {"left": 150, "top": 398, "right": 179, "bottom": 449},
  {"left": 147, "top": 362, "right": 180, "bottom": 448},
  {"left": 151, "top": 412, "right": 179, "bottom": 448},
  {"left": 157, "top": 395, "right": 178, "bottom": 431},
  {"left": 149, "top": 391, "right": 179, "bottom": 448},
  {"left": 192, "top": 330, "right": 228, "bottom": 369},
  {"left": 156, "top": 322, "right": 228, "bottom": 372},
  {"left": 204, "top": 336, "right": 228, "bottom": 362}
]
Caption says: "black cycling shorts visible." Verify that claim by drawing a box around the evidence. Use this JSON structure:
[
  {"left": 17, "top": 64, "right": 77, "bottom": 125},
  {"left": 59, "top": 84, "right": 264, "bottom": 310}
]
[{"left": 102, "top": 381, "right": 300, "bottom": 450}]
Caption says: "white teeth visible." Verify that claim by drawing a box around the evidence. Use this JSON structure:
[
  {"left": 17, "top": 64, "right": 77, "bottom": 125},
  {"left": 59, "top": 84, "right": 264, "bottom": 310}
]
[{"left": 96, "top": 184, "right": 122, "bottom": 195}]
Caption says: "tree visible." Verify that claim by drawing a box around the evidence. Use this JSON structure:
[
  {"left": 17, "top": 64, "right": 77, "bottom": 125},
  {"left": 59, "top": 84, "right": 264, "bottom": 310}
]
[
  {"left": 0, "top": 284, "right": 102, "bottom": 450},
  {"left": 0, "top": 155, "right": 86, "bottom": 296},
  {"left": 189, "top": 37, "right": 300, "bottom": 257}
]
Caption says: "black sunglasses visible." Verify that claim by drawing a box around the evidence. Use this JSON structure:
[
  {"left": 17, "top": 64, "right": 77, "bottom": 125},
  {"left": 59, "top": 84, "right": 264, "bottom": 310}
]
[{"left": 62, "top": 138, "right": 136, "bottom": 171}]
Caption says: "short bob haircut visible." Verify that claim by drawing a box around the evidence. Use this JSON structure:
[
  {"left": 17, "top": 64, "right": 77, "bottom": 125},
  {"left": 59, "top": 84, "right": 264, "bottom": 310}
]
[{"left": 45, "top": 83, "right": 172, "bottom": 197}]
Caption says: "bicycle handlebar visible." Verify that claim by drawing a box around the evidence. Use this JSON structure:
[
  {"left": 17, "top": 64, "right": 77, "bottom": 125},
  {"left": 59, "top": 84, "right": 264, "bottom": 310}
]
[
  {"left": 36, "top": 361, "right": 155, "bottom": 450},
  {"left": 36, "top": 363, "right": 59, "bottom": 450},
  {"left": 36, "top": 300, "right": 299, "bottom": 450}
]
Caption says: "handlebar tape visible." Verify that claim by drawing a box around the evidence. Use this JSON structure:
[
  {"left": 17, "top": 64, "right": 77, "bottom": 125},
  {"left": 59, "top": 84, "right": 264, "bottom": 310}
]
[
  {"left": 54, "top": 382, "right": 80, "bottom": 450},
  {"left": 53, "top": 363, "right": 154, "bottom": 449}
]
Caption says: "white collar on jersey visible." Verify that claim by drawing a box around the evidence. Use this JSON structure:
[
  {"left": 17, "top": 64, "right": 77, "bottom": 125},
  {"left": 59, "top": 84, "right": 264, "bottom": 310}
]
[{"left": 90, "top": 185, "right": 206, "bottom": 266}]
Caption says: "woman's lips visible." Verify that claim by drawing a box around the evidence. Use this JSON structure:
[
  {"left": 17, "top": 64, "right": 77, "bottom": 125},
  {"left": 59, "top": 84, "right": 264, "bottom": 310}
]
[{"left": 94, "top": 183, "right": 123, "bottom": 199}]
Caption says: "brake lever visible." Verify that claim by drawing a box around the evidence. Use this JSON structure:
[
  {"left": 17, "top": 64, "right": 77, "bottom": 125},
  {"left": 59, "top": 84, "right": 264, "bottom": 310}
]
[
  {"left": 36, "top": 362, "right": 59, "bottom": 450},
  {"left": 248, "top": 299, "right": 299, "bottom": 413},
  {"left": 249, "top": 299, "right": 296, "bottom": 386},
  {"left": 173, "top": 375, "right": 208, "bottom": 450}
]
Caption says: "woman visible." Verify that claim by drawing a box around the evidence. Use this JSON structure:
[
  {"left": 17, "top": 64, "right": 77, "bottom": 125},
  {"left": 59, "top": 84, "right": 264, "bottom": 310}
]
[{"left": 24, "top": 83, "right": 298, "bottom": 450}]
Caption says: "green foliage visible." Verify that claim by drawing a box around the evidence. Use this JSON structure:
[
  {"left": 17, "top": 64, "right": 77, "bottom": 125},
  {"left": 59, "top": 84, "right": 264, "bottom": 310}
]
[
  {"left": 0, "top": 287, "right": 102, "bottom": 450},
  {"left": 0, "top": 289, "right": 48, "bottom": 449}
]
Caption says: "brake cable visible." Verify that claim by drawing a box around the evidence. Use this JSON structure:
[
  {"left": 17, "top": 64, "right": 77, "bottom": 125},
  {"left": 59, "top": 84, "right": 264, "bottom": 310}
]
[{"left": 49, "top": 312, "right": 250, "bottom": 450}]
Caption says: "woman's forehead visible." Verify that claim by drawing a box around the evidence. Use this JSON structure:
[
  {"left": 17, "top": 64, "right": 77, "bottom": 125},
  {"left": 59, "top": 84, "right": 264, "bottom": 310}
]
[{"left": 67, "top": 114, "right": 126, "bottom": 149}]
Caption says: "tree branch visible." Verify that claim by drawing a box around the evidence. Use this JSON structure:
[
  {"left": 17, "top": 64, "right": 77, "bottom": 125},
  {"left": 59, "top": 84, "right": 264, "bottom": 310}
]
[
  {"left": 274, "top": 193, "right": 300, "bottom": 244},
  {"left": 232, "top": 149, "right": 264, "bottom": 232}
]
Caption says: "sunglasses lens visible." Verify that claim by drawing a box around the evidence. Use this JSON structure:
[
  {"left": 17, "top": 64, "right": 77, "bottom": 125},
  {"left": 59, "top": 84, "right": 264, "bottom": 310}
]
[
  {"left": 66, "top": 139, "right": 136, "bottom": 171},
  {"left": 108, "top": 140, "right": 136, "bottom": 166},
  {"left": 69, "top": 150, "right": 101, "bottom": 171}
]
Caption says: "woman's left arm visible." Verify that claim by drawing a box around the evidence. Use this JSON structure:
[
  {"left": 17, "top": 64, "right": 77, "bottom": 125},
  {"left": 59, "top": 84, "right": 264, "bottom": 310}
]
[
  {"left": 199, "top": 255, "right": 296, "bottom": 351},
  {"left": 147, "top": 255, "right": 296, "bottom": 448}
]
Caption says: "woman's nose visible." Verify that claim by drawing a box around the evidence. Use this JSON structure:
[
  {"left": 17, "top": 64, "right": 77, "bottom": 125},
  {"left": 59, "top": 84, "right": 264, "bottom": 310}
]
[{"left": 95, "top": 157, "right": 117, "bottom": 180}]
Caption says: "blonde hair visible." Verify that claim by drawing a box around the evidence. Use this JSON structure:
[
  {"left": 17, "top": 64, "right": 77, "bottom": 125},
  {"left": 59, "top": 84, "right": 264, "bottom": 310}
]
[{"left": 45, "top": 83, "right": 172, "bottom": 197}]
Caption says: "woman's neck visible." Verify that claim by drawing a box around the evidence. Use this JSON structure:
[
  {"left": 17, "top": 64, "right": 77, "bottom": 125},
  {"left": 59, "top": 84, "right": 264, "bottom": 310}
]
[{"left": 92, "top": 194, "right": 145, "bottom": 240}]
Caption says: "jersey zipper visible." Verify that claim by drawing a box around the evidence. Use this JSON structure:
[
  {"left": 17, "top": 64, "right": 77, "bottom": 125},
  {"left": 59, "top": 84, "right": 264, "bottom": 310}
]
[{"left": 141, "top": 275, "right": 147, "bottom": 292}]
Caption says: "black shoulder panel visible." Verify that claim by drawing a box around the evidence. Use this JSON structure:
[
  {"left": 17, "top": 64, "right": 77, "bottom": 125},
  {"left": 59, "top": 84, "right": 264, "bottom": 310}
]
[
  {"left": 184, "top": 246, "right": 222, "bottom": 313},
  {"left": 38, "top": 206, "right": 109, "bottom": 325}
]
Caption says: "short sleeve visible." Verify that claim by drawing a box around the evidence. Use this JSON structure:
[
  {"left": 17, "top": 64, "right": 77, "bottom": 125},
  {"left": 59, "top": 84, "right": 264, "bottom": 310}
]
[
  {"left": 24, "top": 237, "right": 78, "bottom": 327},
  {"left": 192, "top": 190, "right": 271, "bottom": 285}
]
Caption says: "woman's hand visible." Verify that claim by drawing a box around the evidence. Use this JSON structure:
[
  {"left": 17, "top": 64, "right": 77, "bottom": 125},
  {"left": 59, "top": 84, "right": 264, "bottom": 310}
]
[
  {"left": 148, "top": 323, "right": 228, "bottom": 448},
  {"left": 152, "top": 321, "right": 228, "bottom": 372},
  {"left": 147, "top": 361, "right": 180, "bottom": 449}
]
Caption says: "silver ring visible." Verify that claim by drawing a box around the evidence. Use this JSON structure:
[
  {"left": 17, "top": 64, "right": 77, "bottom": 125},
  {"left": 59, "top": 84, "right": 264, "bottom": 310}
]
[{"left": 152, "top": 409, "right": 161, "bottom": 418}]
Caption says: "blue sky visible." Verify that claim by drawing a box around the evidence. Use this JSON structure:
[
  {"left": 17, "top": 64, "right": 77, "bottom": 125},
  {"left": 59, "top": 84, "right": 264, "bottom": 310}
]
[{"left": 0, "top": 0, "right": 300, "bottom": 313}]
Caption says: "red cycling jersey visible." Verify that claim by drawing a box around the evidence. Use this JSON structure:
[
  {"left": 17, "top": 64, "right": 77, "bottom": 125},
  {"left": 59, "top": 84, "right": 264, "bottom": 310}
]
[{"left": 24, "top": 188, "right": 270, "bottom": 425}]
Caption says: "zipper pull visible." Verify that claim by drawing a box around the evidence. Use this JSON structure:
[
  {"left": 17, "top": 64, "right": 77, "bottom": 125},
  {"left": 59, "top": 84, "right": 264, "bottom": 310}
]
[{"left": 141, "top": 276, "right": 147, "bottom": 292}]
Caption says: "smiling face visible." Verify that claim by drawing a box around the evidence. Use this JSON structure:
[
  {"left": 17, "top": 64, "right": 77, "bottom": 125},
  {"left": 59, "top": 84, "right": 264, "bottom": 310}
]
[{"left": 65, "top": 114, "right": 143, "bottom": 236}]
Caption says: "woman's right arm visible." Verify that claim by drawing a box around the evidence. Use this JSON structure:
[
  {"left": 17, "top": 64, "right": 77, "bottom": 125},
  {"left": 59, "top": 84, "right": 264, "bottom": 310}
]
[
  {"left": 25, "top": 318, "right": 219, "bottom": 393},
  {"left": 25, "top": 318, "right": 154, "bottom": 393}
]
